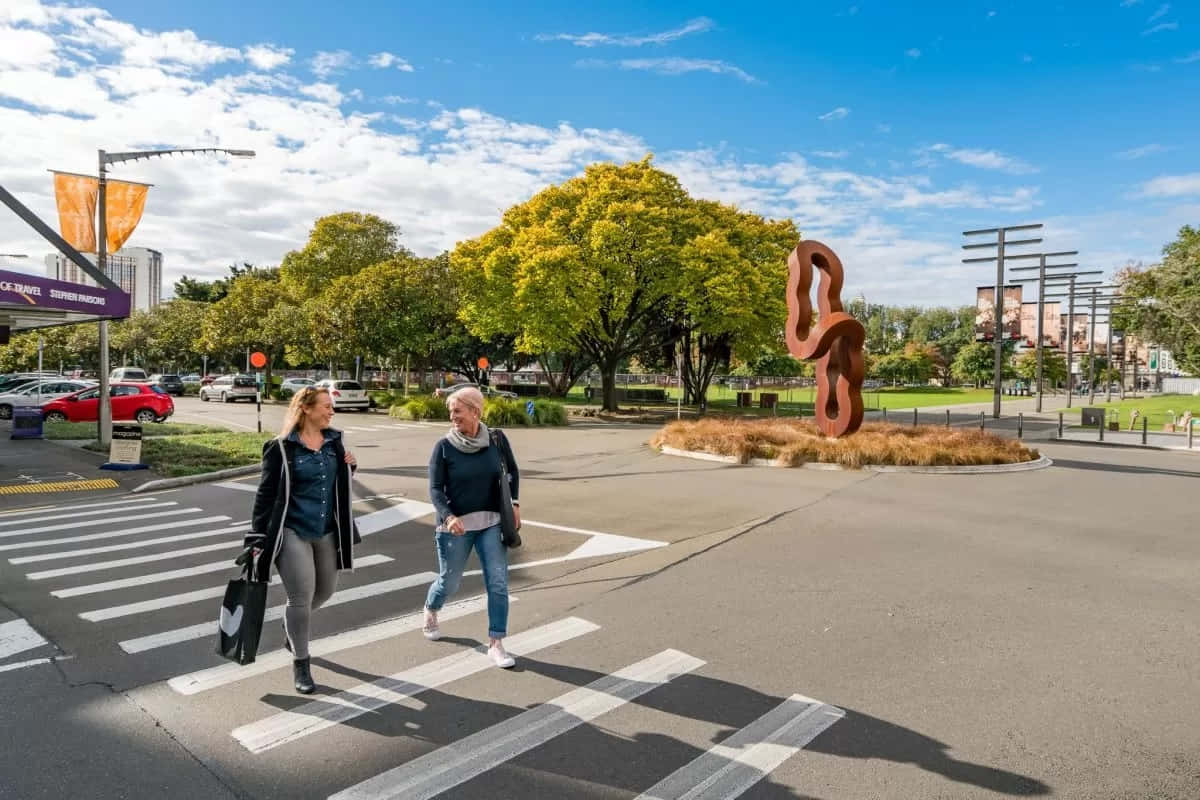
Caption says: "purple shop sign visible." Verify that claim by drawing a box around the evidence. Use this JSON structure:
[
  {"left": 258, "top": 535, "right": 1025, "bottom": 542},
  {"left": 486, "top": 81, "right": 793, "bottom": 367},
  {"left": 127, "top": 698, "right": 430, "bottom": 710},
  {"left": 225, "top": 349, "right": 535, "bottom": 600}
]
[{"left": 0, "top": 269, "right": 130, "bottom": 318}]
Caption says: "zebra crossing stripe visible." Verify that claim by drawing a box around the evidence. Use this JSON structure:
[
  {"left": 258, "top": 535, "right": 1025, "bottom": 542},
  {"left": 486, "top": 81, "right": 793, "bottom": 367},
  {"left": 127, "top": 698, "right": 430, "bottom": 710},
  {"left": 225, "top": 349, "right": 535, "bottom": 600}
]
[
  {"left": 79, "top": 554, "right": 394, "bottom": 622},
  {"left": 214, "top": 481, "right": 257, "bottom": 493},
  {"left": 0, "top": 515, "right": 238, "bottom": 552},
  {"left": 233, "top": 616, "right": 600, "bottom": 754},
  {"left": 0, "top": 618, "right": 49, "bottom": 659},
  {"left": 27, "top": 539, "right": 240, "bottom": 579},
  {"left": 0, "top": 496, "right": 160, "bottom": 522},
  {"left": 169, "top": 593, "right": 505, "bottom": 695},
  {"left": 329, "top": 649, "right": 706, "bottom": 800},
  {"left": 53, "top": 553, "right": 394, "bottom": 599},
  {"left": 0, "top": 506, "right": 201, "bottom": 539},
  {"left": 120, "top": 571, "right": 437, "bottom": 653},
  {"left": 634, "top": 694, "right": 845, "bottom": 800},
  {"left": 9, "top": 522, "right": 248, "bottom": 564}
]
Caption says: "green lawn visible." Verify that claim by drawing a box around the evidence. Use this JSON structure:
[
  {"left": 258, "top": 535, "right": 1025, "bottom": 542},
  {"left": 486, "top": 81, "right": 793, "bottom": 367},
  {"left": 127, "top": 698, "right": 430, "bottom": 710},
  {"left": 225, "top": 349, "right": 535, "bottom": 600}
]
[
  {"left": 1055, "top": 393, "right": 1200, "bottom": 430},
  {"left": 84, "top": 432, "right": 273, "bottom": 477}
]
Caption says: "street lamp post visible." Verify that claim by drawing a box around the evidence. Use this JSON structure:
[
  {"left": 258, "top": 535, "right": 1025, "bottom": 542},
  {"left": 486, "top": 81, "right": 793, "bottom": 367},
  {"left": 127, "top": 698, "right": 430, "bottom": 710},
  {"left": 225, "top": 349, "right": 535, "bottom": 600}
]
[{"left": 95, "top": 146, "right": 254, "bottom": 446}]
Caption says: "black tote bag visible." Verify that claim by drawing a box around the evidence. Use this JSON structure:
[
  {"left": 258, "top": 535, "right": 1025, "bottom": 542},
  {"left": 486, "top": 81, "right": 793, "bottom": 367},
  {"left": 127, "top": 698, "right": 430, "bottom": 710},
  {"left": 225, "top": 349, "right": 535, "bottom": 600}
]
[
  {"left": 490, "top": 429, "right": 521, "bottom": 548},
  {"left": 217, "top": 550, "right": 269, "bottom": 665}
]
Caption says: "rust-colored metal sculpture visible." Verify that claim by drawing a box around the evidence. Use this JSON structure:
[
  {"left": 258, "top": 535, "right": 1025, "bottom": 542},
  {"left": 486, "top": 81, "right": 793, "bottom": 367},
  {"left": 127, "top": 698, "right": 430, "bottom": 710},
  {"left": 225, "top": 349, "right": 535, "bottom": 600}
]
[{"left": 785, "top": 241, "right": 866, "bottom": 438}]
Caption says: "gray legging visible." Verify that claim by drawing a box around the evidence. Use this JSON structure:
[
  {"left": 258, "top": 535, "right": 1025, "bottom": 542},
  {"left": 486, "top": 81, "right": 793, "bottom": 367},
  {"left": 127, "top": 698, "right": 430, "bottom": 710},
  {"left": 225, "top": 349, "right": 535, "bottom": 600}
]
[{"left": 275, "top": 527, "right": 338, "bottom": 659}]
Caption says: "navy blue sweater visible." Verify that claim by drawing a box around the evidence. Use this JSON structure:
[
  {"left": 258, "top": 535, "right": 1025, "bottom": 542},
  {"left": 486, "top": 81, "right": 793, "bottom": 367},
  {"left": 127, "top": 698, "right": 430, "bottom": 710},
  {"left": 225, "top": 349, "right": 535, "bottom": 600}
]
[{"left": 428, "top": 429, "right": 520, "bottom": 529}]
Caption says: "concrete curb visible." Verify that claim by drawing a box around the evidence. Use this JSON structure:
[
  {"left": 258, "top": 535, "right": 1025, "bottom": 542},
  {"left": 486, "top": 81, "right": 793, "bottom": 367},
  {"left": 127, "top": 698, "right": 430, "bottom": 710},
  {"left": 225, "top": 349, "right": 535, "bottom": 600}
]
[
  {"left": 131, "top": 463, "right": 260, "bottom": 494},
  {"left": 657, "top": 445, "right": 1052, "bottom": 474},
  {"left": 1052, "top": 437, "right": 1198, "bottom": 455}
]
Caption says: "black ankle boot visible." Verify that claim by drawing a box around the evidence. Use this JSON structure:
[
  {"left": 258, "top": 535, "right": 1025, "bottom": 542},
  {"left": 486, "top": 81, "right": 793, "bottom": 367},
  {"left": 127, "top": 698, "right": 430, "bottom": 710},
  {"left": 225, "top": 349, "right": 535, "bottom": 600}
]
[{"left": 293, "top": 657, "right": 314, "bottom": 694}]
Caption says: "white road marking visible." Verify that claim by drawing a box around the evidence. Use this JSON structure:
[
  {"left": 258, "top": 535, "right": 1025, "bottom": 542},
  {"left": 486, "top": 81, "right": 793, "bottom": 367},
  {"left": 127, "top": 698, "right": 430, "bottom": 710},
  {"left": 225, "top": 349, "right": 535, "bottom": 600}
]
[
  {"left": 214, "top": 481, "right": 257, "bottom": 493},
  {"left": 9, "top": 522, "right": 247, "bottom": 564},
  {"left": 329, "top": 649, "right": 706, "bottom": 800},
  {"left": 0, "top": 507, "right": 201, "bottom": 539},
  {"left": 53, "top": 554, "right": 394, "bottom": 598},
  {"left": 169, "top": 593, "right": 507, "bottom": 695},
  {"left": 0, "top": 618, "right": 48, "bottom": 659},
  {"left": 635, "top": 694, "right": 845, "bottom": 800},
  {"left": 0, "top": 496, "right": 161, "bottom": 522},
  {"left": 0, "top": 516, "right": 236, "bottom": 553},
  {"left": 79, "top": 554, "right": 393, "bottom": 622},
  {"left": 0, "top": 655, "right": 73, "bottom": 674},
  {"left": 120, "top": 571, "right": 437, "bottom": 653},
  {"left": 27, "top": 540, "right": 240, "bottom": 579},
  {"left": 233, "top": 616, "right": 600, "bottom": 753}
]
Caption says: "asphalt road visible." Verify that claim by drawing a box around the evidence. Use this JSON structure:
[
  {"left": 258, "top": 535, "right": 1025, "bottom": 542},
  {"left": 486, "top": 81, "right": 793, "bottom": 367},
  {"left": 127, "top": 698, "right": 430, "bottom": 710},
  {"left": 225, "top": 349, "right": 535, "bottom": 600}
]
[{"left": 1, "top": 400, "right": 1197, "bottom": 799}]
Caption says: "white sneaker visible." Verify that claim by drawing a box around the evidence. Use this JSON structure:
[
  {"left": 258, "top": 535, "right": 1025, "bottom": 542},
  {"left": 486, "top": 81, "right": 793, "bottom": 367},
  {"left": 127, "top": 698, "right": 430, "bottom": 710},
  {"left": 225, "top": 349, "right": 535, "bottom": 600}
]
[
  {"left": 488, "top": 642, "right": 515, "bottom": 669},
  {"left": 422, "top": 609, "right": 441, "bottom": 641}
]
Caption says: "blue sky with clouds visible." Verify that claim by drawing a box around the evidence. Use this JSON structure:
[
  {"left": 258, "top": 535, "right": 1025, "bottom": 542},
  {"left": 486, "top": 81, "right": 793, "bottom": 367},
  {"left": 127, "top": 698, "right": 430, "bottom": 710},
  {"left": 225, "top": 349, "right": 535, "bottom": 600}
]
[{"left": 0, "top": 0, "right": 1197, "bottom": 305}]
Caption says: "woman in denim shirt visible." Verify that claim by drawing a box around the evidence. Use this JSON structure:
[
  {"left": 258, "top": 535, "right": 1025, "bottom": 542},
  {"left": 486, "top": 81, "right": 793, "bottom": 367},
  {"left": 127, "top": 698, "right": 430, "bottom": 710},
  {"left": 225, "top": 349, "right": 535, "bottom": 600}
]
[
  {"left": 423, "top": 386, "right": 520, "bottom": 668},
  {"left": 247, "top": 386, "right": 358, "bottom": 694}
]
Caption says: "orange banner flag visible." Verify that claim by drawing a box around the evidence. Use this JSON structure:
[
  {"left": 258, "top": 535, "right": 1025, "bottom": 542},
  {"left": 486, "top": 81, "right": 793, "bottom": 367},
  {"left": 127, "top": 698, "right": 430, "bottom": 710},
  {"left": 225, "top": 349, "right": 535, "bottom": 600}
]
[
  {"left": 104, "top": 180, "right": 149, "bottom": 253},
  {"left": 53, "top": 172, "right": 98, "bottom": 252}
]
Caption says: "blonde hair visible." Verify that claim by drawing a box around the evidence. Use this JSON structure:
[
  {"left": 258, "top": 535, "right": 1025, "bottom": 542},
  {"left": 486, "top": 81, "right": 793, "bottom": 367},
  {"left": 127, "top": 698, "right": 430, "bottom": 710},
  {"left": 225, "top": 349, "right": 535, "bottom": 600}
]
[
  {"left": 447, "top": 386, "right": 484, "bottom": 415},
  {"left": 279, "top": 386, "right": 331, "bottom": 439}
]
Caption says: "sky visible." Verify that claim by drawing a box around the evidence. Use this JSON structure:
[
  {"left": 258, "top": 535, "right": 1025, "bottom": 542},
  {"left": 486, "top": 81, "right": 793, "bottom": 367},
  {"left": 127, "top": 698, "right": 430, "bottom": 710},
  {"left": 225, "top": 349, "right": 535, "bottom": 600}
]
[{"left": 0, "top": 0, "right": 1197, "bottom": 307}]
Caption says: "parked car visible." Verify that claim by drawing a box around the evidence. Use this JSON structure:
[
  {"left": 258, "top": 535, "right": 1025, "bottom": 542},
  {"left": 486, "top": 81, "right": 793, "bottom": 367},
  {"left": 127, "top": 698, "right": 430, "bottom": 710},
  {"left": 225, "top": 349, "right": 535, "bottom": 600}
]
[
  {"left": 314, "top": 379, "right": 369, "bottom": 411},
  {"left": 433, "top": 382, "right": 518, "bottom": 400},
  {"left": 109, "top": 366, "right": 149, "bottom": 382},
  {"left": 0, "top": 373, "right": 59, "bottom": 394},
  {"left": 199, "top": 374, "right": 259, "bottom": 403},
  {"left": 180, "top": 374, "right": 202, "bottom": 385},
  {"left": 280, "top": 377, "right": 315, "bottom": 398},
  {"left": 148, "top": 374, "right": 185, "bottom": 396},
  {"left": 0, "top": 379, "right": 94, "bottom": 419},
  {"left": 41, "top": 383, "right": 174, "bottom": 424}
]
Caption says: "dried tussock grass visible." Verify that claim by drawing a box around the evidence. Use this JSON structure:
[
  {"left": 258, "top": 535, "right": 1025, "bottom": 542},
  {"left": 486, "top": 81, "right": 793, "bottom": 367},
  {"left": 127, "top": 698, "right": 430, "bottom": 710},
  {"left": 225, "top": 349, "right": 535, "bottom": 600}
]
[{"left": 651, "top": 418, "right": 1038, "bottom": 468}]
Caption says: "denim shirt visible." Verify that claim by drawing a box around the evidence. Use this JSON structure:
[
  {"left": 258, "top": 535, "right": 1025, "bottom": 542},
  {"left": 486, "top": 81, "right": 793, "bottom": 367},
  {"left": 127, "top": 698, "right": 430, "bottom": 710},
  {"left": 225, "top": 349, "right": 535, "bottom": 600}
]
[{"left": 285, "top": 429, "right": 339, "bottom": 540}]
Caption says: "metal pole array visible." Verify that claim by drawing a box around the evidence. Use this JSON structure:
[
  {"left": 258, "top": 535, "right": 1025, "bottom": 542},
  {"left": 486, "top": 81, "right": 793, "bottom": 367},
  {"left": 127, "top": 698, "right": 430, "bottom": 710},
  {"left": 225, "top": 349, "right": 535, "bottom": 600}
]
[{"left": 1009, "top": 253, "right": 1090, "bottom": 412}]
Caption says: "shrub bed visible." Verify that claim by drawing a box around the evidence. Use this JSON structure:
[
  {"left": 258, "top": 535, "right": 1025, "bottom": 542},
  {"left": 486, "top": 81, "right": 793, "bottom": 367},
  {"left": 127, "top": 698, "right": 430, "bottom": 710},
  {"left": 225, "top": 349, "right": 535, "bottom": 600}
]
[
  {"left": 390, "top": 395, "right": 450, "bottom": 421},
  {"left": 651, "top": 418, "right": 1038, "bottom": 468}
]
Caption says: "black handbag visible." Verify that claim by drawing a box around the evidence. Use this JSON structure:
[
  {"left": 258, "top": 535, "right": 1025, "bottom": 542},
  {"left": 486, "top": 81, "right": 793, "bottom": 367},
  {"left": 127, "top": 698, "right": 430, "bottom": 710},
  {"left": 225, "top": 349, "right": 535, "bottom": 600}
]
[
  {"left": 490, "top": 429, "right": 521, "bottom": 548},
  {"left": 217, "top": 549, "right": 269, "bottom": 665}
]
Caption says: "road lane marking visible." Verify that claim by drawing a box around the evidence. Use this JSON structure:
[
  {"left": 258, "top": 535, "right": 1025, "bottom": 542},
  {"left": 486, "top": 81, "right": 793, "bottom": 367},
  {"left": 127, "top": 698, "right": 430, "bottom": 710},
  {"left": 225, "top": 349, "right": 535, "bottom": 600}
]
[
  {"left": 9, "top": 522, "right": 247, "bottom": 564},
  {"left": 27, "top": 540, "right": 240, "bottom": 579},
  {"left": 214, "top": 481, "right": 257, "bottom": 492},
  {"left": 0, "top": 515, "right": 232, "bottom": 552},
  {"left": 169, "top": 593, "right": 507, "bottom": 695},
  {"left": 634, "top": 694, "right": 845, "bottom": 800},
  {"left": 329, "top": 649, "right": 705, "bottom": 800},
  {"left": 233, "top": 616, "right": 600, "bottom": 753},
  {"left": 0, "top": 496, "right": 160, "bottom": 521},
  {"left": 0, "top": 618, "right": 48, "bottom": 659},
  {"left": 0, "top": 506, "right": 199, "bottom": 538},
  {"left": 120, "top": 571, "right": 438, "bottom": 653}
]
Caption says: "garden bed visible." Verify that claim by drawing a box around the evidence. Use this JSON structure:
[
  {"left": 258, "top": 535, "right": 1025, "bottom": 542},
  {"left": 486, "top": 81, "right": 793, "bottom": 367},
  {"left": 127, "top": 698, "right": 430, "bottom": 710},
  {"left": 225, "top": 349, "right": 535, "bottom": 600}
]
[{"left": 651, "top": 418, "right": 1039, "bottom": 468}]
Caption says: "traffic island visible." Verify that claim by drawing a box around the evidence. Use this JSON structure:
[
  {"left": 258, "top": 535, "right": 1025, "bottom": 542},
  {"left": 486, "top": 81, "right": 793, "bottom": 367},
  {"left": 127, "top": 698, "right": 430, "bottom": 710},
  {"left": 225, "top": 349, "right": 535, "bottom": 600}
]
[{"left": 651, "top": 418, "right": 1046, "bottom": 472}]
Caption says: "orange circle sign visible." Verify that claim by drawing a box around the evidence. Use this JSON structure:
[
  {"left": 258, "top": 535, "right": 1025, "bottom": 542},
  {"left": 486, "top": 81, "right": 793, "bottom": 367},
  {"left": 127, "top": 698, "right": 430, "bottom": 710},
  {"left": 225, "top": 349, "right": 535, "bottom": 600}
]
[
  {"left": 250, "top": 351, "right": 267, "bottom": 369},
  {"left": 476, "top": 357, "right": 489, "bottom": 369}
]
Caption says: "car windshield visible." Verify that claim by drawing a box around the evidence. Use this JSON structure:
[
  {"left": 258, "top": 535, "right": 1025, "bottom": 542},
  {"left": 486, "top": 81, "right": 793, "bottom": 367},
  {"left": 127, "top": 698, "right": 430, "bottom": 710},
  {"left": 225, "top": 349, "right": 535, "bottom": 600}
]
[
  {"left": 233, "top": 376, "right": 256, "bottom": 387},
  {"left": 149, "top": 385, "right": 168, "bottom": 395},
  {"left": 337, "top": 381, "right": 363, "bottom": 390}
]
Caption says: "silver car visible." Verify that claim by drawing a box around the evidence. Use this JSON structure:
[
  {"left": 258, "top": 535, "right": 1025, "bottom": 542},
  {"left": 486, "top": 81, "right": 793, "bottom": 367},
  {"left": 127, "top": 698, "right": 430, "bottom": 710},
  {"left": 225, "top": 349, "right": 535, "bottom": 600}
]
[
  {"left": 200, "top": 374, "right": 259, "bottom": 403},
  {"left": 0, "top": 379, "right": 95, "bottom": 419}
]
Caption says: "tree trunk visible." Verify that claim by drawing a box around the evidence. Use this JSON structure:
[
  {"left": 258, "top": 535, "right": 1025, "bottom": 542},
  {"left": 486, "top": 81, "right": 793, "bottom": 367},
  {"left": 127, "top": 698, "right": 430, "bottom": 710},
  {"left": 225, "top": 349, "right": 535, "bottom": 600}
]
[{"left": 600, "top": 363, "right": 619, "bottom": 412}]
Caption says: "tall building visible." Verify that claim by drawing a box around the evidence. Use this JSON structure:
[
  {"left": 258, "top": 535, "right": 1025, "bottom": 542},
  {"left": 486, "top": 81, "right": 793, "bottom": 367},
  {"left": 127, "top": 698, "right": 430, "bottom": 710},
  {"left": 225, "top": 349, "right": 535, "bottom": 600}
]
[{"left": 44, "top": 247, "right": 162, "bottom": 311}]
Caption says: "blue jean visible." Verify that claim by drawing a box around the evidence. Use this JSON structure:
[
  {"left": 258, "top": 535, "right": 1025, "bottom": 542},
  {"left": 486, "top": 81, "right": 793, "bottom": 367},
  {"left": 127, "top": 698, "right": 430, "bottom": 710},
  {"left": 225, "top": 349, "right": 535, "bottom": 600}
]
[{"left": 424, "top": 523, "right": 509, "bottom": 639}]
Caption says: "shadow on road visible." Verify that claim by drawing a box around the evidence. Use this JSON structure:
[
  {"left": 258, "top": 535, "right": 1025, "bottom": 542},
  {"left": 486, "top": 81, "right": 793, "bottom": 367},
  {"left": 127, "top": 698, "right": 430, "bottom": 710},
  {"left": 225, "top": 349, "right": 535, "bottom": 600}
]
[{"left": 1049, "top": 458, "right": 1200, "bottom": 479}]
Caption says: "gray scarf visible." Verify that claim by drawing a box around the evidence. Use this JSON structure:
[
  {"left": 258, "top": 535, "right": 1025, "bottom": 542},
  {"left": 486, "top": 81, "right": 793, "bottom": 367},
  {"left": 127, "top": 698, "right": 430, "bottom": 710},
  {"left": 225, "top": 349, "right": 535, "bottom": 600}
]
[{"left": 445, "top": 421, "right": 490, "bottom": 454}]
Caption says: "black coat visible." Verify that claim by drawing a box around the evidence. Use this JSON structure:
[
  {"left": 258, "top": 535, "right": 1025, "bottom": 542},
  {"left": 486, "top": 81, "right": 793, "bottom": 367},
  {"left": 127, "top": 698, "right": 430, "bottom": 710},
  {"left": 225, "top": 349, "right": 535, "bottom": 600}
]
[{"left": 246, "top": 432, "right": 359, "bottom": 583}]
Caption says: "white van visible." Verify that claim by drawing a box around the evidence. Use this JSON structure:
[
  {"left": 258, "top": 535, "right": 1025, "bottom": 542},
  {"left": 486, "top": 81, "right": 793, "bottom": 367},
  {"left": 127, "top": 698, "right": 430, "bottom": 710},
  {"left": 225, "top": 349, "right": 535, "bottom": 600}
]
[{"left": 110, "top": 367, "right": 149, "bottom": 382}]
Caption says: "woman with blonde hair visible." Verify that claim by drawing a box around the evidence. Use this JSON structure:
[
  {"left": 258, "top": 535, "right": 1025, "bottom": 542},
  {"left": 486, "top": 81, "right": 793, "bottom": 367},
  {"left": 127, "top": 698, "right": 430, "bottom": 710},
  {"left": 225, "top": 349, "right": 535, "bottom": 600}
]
[
  {"left": 424, "top": 386, "right": 521, "bottom": 668},
  {"left": 246, "top": 385, "right": 358, "bottom": 693}
]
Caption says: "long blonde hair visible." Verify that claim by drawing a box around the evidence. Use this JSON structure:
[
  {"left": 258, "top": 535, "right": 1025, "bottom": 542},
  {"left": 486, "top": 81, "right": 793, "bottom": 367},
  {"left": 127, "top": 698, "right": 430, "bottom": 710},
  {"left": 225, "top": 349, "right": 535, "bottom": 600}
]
[{"left": 279, "top": 386, "right": 330, "bottom": 439}]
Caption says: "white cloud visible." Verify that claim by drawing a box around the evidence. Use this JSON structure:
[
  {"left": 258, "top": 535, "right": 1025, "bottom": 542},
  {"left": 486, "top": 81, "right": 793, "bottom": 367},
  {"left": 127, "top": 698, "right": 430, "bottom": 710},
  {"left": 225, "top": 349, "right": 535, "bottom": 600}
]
[
  {"left": 1116, "top": 143, "right": 1168, "bottom": 159},
  {"left": 987, "top": 10, "right": 998, "bottom": 17},
  {"left": 578, "top": 57, "right": 759, "bottom": 83},
  {"left": 1147, "top": 3, "right": 1170, "bottom": 22},
  {"left": 1174, "top": 50, "right": 1200, "bottom": 63},
  {"left": 299, "top": 82, "right": 343, "bottom": 105},
  {"left": 245, "top": 44, "right": 293, "bottom": 70},
  {"left": 1141, "top": 173, "right": 1200, "bottom": 197},
  {"left": 381, "top": 95, "right": 418, "bottom": 105},
  {"left": 1142, "top": 22, "right": 1178, "bottom": 35},
  {"left": 924, "top": 143, "right": 1038, "bottom": 175},
  {"left": 536, "top": 17, "right": 713, "bottom": 47},
  {"left": 311, "top": 49, "right": 352, "bottom": 77},
  {"left": 1021, "top": 53, "right": 1034, "bottom": 63},
  {"left": 818, "top": 107, "right": 850, "bottom": 121},
  {"left": 368, "top": 51, "right": 414, "bottom": 72},
  {"left": 905, "top": 48, "right": 921, "bottom": 58},
  {"left": 0, "top": 25, "right": 58, "bottom": 68}
]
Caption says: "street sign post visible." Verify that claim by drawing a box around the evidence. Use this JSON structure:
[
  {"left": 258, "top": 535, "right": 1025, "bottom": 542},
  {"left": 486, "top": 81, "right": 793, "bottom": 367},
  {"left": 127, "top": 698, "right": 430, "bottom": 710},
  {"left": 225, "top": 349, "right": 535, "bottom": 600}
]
[
  {"left": 250, "top": 351, "right": 267, "bottom": 433},
  {"left": 525, "top": 400, "right": 535, "bottom": 420}
]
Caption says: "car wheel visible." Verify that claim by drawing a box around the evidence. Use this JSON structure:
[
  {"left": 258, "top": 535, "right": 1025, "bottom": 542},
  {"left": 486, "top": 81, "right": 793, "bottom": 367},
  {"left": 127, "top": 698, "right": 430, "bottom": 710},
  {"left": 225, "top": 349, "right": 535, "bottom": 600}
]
[
  {"left": 45, "top": 411, "right": 67, "bottom": 423},
  {"left": 135, "top": 408, "right": 157, "bottom": 424},
  {"left": 0, "top": 404, "right": 11, "bottom": 420},
  {"left": 221, "top": 392, "right": 229, "bottom": 403}
]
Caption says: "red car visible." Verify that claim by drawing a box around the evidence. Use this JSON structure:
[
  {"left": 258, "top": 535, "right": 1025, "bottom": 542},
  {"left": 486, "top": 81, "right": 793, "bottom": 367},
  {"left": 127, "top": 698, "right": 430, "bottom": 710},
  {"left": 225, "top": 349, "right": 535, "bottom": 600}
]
[{"left": 41, "top": 382, "right": 175, "bottom": 424}]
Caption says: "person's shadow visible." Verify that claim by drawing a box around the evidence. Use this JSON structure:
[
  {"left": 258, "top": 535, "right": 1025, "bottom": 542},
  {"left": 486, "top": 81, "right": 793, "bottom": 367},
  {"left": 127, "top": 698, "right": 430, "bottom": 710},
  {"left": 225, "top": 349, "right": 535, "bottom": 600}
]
[{"left": 251, "top": 646, "right": 1050, "bottom": 798}]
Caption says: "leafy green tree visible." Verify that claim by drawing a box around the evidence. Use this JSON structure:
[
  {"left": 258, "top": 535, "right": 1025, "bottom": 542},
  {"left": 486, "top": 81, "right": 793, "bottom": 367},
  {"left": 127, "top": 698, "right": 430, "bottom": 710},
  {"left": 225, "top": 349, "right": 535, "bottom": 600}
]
[
  {"left": 1115, "top": 225, "right": 1200, "bottom": 376},
  {"left": 201, "top": 275, "right": 302, "bottom": 390},
  {"left": 952, "top": 341, "right": 1006, "bottom": 386},
  {"left": 1014, "top": 350, "right": 1068, "bottom": 391},
  {"left": 281, "top": 213, "right": 405, "bottom": 298},
  {"left": 454, "top": 158, "right": 698, "bottom": 411},
  {"left": 909, "top": 305, "right": 975, "bottom": 385}
]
